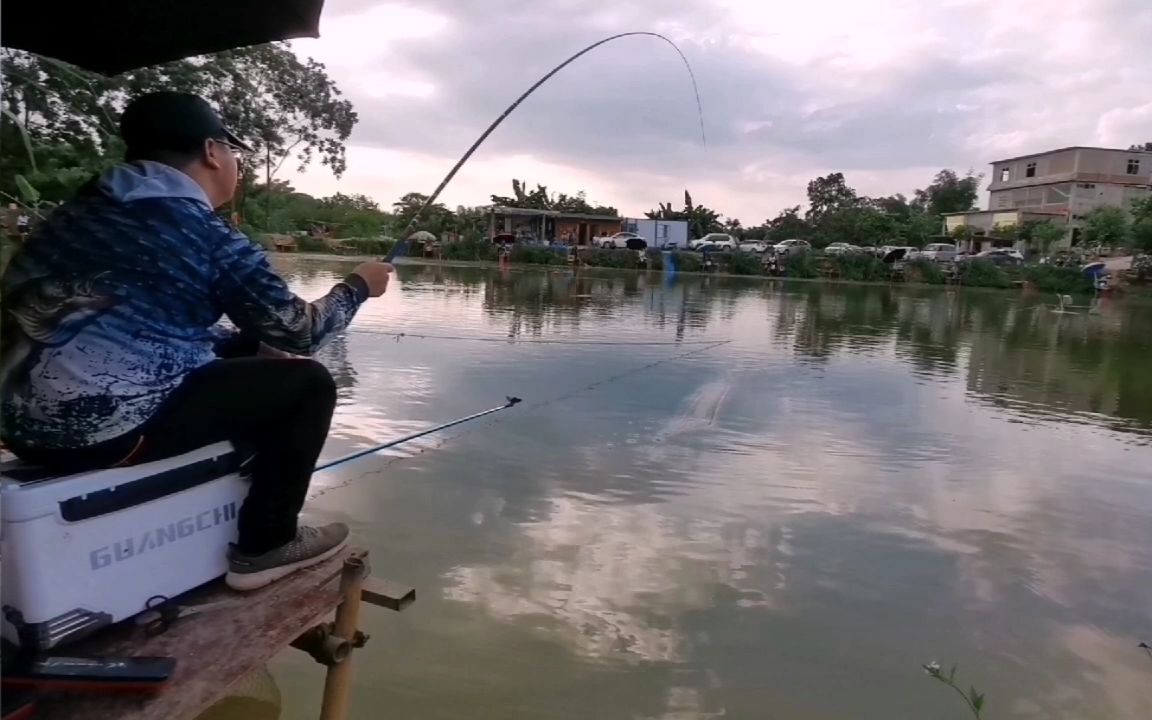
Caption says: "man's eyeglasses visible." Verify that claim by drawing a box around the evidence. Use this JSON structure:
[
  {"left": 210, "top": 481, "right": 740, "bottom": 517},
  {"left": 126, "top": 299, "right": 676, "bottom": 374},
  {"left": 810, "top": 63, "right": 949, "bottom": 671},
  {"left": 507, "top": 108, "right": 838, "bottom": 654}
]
[{"left": 211, "top": 137, "right": 247, "bottom": 163}]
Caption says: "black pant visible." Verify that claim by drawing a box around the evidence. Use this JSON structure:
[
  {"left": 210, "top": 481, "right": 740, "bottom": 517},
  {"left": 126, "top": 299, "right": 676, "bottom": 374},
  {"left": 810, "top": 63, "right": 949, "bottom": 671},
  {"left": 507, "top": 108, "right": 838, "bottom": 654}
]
[{"left": 12, "top": 358, "right": 337, "bottom": 555}]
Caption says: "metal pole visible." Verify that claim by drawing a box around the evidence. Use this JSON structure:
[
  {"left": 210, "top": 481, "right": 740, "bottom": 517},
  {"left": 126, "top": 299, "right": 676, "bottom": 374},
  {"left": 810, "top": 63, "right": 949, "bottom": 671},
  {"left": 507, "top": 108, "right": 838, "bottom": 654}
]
[{"left": 319, "top": 554, "right": 368, "bottom": 720}]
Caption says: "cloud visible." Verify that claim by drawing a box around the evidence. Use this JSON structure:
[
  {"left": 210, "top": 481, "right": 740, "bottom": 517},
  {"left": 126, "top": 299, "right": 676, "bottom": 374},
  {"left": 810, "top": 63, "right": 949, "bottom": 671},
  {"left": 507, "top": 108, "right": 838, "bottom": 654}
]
[{"left": 285, "top": 0, "right": 1152, "bottom": 222}]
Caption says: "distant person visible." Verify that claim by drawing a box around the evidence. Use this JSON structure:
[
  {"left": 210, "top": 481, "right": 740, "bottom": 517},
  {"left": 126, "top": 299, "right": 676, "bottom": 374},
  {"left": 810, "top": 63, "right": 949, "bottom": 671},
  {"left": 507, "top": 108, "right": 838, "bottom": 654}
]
[
  {"left": 0, "top": 92, "right": 395, "bottom": 591},
  {"left": 15, "top": 212, "right": 30, "bottom": 239}
]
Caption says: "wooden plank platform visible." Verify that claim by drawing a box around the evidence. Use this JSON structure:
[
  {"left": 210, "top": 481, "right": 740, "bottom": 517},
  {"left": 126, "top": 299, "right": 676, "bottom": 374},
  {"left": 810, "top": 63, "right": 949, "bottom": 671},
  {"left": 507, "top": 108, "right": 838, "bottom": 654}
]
[{"left": 33, "top": 548, "right": 357, "bottom": 720}]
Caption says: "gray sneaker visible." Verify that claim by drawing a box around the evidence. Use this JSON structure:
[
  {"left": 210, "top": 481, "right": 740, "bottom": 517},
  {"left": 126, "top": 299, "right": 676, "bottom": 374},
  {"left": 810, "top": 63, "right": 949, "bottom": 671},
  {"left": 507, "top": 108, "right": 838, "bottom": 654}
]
[{"left": 225, "top": 523, "right": 350, "bottom": 591}]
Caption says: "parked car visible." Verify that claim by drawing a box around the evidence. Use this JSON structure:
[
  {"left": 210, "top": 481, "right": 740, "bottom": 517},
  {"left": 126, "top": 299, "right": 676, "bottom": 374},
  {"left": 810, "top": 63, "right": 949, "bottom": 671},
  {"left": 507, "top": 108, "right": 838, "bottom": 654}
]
[
  {"left": 824, "top": 242, "right": 861, "bottom": 256},
  {"left": 773, "top": 238, "right": 811, "bottom": 257},
  {"left": 599, "top": 231, "right": 645, "bottom": 249},
  {"left": 962, "top": 249, "right": 1024, "bottom": 266},
  {"left": 919, "top": 243, "right": 958, "bottom": 262},
  {"left": 689, "top": 233, "right": 738, "bottom": 251},
  {"left": 738, "top": 240, "right": 769, "bottom": 253}
]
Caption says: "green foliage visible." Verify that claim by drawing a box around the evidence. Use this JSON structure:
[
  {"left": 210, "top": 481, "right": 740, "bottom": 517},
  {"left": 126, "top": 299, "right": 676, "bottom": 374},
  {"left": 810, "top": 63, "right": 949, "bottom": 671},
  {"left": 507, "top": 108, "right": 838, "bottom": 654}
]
[
  {"left": 14, "top": 175, "right": 39, "bottom": 204},
  {"left": 646, "top": 191, "right": 723, "bottom": 238},
  {"left": 905, "top": 258, "right": 947, "bottom": 284},
  {"left": 727, "top": 252, "right": 761, "bottom": 275},
  {"left": 957, "top": 259, "right": 1011, "bottom": 288},
  {"left": 805, "top": 172, "right": 857, "bottom": 224},
  {"left": 784, "top": 253, "right": 820, "bottom": 279},
  {"left": 441, "top": 239, "right": 499, "bottom": 262},
  {"left": 1021, "top": 220, "right": 1066, "bottom": 255},
  {"left": 670, "top": 251, "right": 702, "bottom": 273},
  {"left": 1080, "top": 206, "right": 1129, "bottom": 247},
  {"left": 510, "top": 245, "right": 566, "bottom": 266},
  {"left": 913, "top": 169, "right": 982, "bottom": 216},
  {"left": 580, "top": 248, "right": 639, "bottom": 269},
  {"left": 923, "top": 662, "right": 986, "bottom": 719},
  {"left": 1, "top": 44, "right": 356, "bottom": 205},
  {"left": 1128, "top": 196, "right": 1152, "bottom": 253},
  {"left": 1021, "top": 264, "right": 1091, "bottom": 293},
  {"left": 491, "top": 179, "right": 617, "bottom": 216},
  {"left": 829, "top": 253, "right": 888, "bottom": 281},
  {"left": 755, "top": 205, "right": 810, "bottom": 244}
]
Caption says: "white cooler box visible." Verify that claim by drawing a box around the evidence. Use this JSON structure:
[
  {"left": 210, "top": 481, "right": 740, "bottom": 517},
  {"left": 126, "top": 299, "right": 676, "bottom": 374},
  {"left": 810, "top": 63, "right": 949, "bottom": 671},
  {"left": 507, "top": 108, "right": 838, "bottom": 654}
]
[{"left": 1, "top": 442, "right": 249, "bottom": 651}]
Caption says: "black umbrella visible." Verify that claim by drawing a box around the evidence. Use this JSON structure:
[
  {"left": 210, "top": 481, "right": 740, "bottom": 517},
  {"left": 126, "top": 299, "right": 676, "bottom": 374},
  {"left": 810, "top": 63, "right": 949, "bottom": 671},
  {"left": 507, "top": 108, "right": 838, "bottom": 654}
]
[
  {"left": 1, "top": 0, "right": 326, "bottom": 76},
  {"left": 625, "top": 237, "right": 648, "bottom": 250}
]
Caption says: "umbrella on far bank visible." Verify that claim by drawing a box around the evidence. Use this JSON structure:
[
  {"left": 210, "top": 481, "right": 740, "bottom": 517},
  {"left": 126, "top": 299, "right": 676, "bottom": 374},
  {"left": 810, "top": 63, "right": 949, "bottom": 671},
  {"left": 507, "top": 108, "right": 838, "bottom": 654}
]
[
  {"left": 625, "top": 237, "right": 648, "bottom": 250},
  {"left": 408, "top": 230, "right": 437, "bottom": 243},
  {"left": 1, "top": 0, "right": 326, "bottom": 76}
]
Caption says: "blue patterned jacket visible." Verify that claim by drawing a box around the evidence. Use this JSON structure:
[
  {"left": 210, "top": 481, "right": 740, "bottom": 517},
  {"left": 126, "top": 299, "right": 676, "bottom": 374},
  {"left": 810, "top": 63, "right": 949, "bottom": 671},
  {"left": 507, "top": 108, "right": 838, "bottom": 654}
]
[{"left": 0, "top": 161, "right": 368, "bottom": 450}]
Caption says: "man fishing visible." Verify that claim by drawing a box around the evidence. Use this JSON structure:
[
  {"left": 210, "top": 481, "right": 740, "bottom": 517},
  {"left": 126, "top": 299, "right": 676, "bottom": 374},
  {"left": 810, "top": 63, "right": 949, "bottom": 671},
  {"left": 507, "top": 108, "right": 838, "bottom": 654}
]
[{"left": 0, "top": 91, "right": 393, "bottom": 591}]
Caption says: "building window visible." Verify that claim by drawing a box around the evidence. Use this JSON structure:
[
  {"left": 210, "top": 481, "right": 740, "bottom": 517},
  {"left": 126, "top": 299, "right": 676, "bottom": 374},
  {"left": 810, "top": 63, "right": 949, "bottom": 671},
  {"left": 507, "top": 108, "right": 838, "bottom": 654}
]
[
  {"left": 1127, "top": 158, "right": 1141, "bottom": 175},
  {"left": 1078, "top": 183, "right": 1096, "bottom": 189},
  {"left": 996, "top": 193, "right": 1010, "bottom": 208},
  {"left": 1025, "top": 162, "right": 1036, "bottom": 178},
  {"left": 999, "top": 167, "right": 1010, "bottom": 182}
]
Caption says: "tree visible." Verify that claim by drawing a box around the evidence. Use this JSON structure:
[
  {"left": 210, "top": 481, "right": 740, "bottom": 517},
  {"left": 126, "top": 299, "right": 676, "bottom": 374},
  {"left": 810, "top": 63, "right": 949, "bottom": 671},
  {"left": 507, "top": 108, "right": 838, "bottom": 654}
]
[
  {"left": 645, "top": 191, "right": 722, "bottom": 237},
  {"left": 901, "top": 211, "right": 942, "bottom": 247},
  {"left": 1080, "top": 206, "right": 1129, "bottom": 247},
  {"left": 490, "top": 180, "right": 617, "bottom": 216},
  {"left": 805, "top": 172, "right": 857, "bottom": 224},
  {"left": 1129, "top": 142, "right": 1152, "bottom": 151},
  {"left": 912, "top": 169, "right": 981, "bottom": 216},
  {"left": 1018, "top": 220, "right": 1065, "bottom": 255},
  {"left": 1128, "top": 196, "right": 1152, "bottom": 252},
  {"left": 723, "top": 217, "right": 744, "bottom": 238},
  {"left": 1, "top": 44, "right": 357, "bottom": 209},
  {"left": 393, "top": 192, "right": 455, "bottom": 235},
  {"left": 762, "top": 206, "right": 811, "bottom": 244}
]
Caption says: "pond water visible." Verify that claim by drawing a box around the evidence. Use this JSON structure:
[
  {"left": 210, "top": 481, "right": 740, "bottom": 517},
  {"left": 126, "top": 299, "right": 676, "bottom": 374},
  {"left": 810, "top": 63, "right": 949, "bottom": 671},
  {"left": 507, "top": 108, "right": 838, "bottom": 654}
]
[{"left": 270, "top": 256, "right": 1152, "bottom": 720}]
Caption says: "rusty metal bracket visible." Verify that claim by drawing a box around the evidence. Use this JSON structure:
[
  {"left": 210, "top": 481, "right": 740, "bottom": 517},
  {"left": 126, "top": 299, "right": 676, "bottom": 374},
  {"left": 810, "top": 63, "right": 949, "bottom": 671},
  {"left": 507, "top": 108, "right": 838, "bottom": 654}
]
[
  {"left": 291, "top": 622, "right": 362, "bottom": 666},
  {"left": 361, "top": 578, "right": 416, "bottom": 612}
]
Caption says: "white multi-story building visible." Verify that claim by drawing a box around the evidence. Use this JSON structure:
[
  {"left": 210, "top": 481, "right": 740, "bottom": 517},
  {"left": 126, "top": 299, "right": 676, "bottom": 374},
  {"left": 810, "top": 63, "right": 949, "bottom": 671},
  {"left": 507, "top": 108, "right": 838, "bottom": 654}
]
[{"left": 944, "top": 146, "right": 1152, "bottom": 251}]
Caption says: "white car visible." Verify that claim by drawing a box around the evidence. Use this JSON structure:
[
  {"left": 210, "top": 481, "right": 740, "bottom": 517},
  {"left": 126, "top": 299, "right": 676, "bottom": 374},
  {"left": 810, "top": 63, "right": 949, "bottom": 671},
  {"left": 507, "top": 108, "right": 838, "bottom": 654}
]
[
  {"left": 919, "top": 243, "right": 958, "bottom": 262},
  {"left": 598, "top": 231, "right": 645, "bottom": 249},
  {"left": 773, "top": 238, "right": 811, "bottom": 257},
  {"left": 738, "top": 240, "right": 769, "bottom": 253},
  {"left": 689, "top": 233, "right": 738, "bottom": 251},
  {"left": 824, "top": 242, "right": 860, "bottom": 256}
]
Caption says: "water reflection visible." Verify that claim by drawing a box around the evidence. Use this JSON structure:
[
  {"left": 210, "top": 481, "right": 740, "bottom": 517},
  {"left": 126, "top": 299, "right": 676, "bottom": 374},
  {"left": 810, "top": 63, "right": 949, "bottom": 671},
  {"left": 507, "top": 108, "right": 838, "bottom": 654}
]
[{"left": 272, "top": 257, "right": 1152, "bottom": 720}]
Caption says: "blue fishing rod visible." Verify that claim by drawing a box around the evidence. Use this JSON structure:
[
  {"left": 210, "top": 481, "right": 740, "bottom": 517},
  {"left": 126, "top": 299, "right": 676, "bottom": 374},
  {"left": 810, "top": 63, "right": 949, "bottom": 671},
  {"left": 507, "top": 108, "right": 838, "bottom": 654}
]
[{"left": 313, "top": 396, "right": 522, "bottom": 472}]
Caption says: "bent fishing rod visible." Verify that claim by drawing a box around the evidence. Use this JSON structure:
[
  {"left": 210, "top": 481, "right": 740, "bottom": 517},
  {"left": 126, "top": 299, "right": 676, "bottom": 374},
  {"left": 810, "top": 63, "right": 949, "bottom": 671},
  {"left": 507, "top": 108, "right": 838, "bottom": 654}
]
[
  {"left": 384, "top": 31, "right": 706, "bottom": 260},
  {"left": 313, "top": 396, "right": 522, "bottom": 472}
]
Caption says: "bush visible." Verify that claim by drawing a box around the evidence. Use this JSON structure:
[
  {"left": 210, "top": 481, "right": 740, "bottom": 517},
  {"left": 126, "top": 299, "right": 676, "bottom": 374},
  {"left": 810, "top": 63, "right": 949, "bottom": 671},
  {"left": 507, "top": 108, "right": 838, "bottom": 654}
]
[
  {"left": 441, "top": 239, "right": 498, "bottom": 262},
  {"left": 510, "top": 244, "right": 566, "bottom": 265},
  {"left": 905, "top": 258, "right": 947, "bottom": 284},
  {"left": 341, "top": 237, "right": 395, "bottom": 256},
  {"left": 956, "top": 259, "right": 1011, "bottom": 288},
  {"left": 829, "top": 253, "right": 887, "bottom": 281},
  {"left": 668, "top": 251, "right": 702, "bottom": 273},
  {"left": 784, "top": 252, "right": 819, "bottom": 279},
  {"left": 581, "top": 248, "right": 638, "bottom": 269},
  {"left": 297, "top": 236, "right": 328, "bottom": 252},
  {"left": 726, "top": 252, "right": 761, "bottom": 275},
  {"left": 1021, "top": 264, "right": 1092, "bottom": 293}
]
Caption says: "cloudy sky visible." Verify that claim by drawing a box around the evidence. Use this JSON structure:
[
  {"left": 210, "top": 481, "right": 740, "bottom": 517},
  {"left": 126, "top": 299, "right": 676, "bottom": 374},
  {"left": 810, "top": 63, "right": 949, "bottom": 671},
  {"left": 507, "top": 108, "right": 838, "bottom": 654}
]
[{"left": 286, "top": 0, "right": 1152, "bottom": 224}]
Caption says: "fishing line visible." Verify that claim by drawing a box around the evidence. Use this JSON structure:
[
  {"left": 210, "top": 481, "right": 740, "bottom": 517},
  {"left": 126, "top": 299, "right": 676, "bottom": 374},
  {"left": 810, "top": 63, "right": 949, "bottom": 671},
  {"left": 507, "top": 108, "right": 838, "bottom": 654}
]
[
  {"left": 391, "top": 31, "right": 707, "bottom": 246},
  {"left": 306, "top": 339, "right": 731, "bottom": 499},
  {"left": 345, "top": 329, "right": 725, "bottom": 347}
]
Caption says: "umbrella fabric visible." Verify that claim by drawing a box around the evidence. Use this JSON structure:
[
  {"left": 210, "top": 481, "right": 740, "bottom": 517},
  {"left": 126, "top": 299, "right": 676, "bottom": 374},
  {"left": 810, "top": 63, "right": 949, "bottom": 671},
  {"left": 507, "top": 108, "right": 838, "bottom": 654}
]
[
  {"left": 1, "top": 0, "right": 325, "bottom": 76},
  {"left": 408, "top": 230, "right": 437, "bottom": 242},
  {"left": 625, "top": 237, "right": 648, "bottom": 250}
]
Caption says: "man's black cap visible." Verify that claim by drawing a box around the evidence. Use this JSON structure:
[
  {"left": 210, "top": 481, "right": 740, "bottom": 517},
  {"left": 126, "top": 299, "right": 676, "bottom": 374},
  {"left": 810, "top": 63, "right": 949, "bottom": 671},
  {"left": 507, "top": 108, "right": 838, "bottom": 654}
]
[{"left": 120, "top": 91, "right": 253, "bottom": 157}]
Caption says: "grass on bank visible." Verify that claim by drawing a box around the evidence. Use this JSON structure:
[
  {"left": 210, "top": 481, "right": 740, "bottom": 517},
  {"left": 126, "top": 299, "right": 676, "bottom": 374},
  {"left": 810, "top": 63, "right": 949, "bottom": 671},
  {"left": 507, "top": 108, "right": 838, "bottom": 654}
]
[{"left": 256, "top": 235, "right": 1100, "bottom": 294}]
